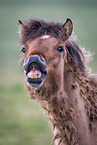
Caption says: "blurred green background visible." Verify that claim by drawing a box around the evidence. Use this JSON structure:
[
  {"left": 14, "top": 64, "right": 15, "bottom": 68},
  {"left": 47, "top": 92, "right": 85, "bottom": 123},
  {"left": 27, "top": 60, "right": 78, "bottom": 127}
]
[{"left": 0, "top": 0, "right": 97, "bottom": 145}]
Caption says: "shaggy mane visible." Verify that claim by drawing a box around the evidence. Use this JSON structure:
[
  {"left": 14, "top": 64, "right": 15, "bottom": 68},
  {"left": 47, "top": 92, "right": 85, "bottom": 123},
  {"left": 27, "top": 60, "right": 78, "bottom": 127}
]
[{"left": 65, "top": 41, "right": 85, "bottom": 72}]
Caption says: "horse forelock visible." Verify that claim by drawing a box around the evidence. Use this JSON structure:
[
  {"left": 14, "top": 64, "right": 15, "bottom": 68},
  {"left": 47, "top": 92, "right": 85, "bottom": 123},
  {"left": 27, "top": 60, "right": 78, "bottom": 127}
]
[{"left": 20, "top": 19, "right": 62, "bottom": 44}]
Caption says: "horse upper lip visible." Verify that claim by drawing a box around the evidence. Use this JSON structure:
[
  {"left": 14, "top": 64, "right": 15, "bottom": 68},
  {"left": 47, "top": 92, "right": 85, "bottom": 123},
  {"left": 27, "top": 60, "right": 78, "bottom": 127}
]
[
  {"left": 24, "top": 62, "right": 47, "bottom": 76},
  {"left": 23, "top": 55, "right": 47, "bottom": 75}
]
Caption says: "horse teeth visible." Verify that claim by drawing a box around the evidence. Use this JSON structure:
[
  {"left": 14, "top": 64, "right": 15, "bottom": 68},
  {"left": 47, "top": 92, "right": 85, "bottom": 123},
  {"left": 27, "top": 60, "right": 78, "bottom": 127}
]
[
  {"left": 28, "top": 70, "right": 41, "bottom": 79},
  {"left": 28, "top": 72, "right": 34, "bottom": 78},
  {"left": 34, "top": 74, "right": 37, "bottom": 78}
]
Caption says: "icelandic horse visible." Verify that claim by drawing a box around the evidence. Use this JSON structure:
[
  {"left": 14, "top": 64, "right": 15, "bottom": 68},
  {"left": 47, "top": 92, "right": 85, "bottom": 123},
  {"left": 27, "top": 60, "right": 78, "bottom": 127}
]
[{"left": 18, "top": 18, "right": 97, "bottom": 145}]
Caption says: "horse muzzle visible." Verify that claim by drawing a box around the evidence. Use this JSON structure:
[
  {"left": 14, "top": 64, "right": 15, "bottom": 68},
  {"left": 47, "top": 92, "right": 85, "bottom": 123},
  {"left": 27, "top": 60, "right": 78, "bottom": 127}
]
[{"left": 23, "top": 55, "right": 47, "bottom": 88}]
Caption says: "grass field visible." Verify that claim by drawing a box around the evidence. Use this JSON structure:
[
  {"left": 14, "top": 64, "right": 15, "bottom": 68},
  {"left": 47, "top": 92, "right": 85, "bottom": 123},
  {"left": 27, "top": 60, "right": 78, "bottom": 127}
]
[{"left": 0, "top": 0, "right": 97, "bottom": 145}]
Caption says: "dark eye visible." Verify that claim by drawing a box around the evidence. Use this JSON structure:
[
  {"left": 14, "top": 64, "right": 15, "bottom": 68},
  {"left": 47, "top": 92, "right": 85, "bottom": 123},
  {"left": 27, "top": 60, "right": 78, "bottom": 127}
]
[
  {"left": 21, "top": 47, "right": 26, "bottom": 53},
  {"left": 57, "top": 46, "right": 64, "bottom": 53}
]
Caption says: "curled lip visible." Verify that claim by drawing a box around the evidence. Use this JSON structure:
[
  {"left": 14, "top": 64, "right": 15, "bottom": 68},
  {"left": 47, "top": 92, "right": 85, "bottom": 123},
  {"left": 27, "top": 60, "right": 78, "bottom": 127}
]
[{"left": 23, "top": 55, "right": 47, "bottom": 87}]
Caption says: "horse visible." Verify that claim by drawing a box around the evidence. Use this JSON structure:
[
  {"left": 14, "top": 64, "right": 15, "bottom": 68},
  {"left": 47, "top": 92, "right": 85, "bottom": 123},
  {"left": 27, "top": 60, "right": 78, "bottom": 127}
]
[{"left": 18, "top": 18, "right": 97, "bottom": 145}]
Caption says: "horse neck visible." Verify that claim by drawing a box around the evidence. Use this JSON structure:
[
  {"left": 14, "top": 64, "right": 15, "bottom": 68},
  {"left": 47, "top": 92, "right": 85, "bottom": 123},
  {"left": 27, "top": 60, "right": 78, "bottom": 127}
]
[{"left": 41, "top": 70, "right": 92, "bottom": 145}]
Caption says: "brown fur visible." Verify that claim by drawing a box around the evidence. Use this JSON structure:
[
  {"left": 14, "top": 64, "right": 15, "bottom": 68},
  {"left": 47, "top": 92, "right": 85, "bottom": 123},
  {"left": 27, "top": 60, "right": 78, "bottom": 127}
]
[{"left": 18, "top": 19, "right": 97, "bottom": 145}]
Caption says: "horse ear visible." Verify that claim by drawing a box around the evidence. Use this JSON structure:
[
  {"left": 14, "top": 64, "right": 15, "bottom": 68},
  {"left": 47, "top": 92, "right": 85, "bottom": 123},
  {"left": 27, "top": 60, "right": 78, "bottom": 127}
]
[
  {"left": 61, "top": 18, "right": 73, "bottom": 40},
  {"left": 18, "top": 20, "right": 26, "bottom": 37}
]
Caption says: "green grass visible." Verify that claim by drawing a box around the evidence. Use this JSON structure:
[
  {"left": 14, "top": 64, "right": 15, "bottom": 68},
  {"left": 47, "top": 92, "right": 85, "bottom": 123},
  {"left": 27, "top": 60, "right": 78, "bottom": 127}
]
[{"left": 0, "top": 1, "right": 97, "bottom": 145}]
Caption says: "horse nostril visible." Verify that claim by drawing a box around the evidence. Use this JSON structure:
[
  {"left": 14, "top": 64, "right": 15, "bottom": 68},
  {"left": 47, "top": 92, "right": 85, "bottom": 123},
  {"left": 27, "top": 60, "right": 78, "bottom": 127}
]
[
  {"left": 38, "top": 54, "right": 46, "bottom": 63},
  {"left": 41, "top": 58, "right": 45, "bottom": 62},
  {"left": 24, "top": 59, "right": 28, "bottom": 64}
]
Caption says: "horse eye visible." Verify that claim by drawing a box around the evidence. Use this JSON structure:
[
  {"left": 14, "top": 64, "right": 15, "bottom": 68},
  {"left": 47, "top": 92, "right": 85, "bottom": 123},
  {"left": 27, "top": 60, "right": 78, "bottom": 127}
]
[
  {"left": 57, "top": 46, "right": 64, "bottom": 53},
  {"left": 21, "top": 47, "right": 26, "bottom": 53}
]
